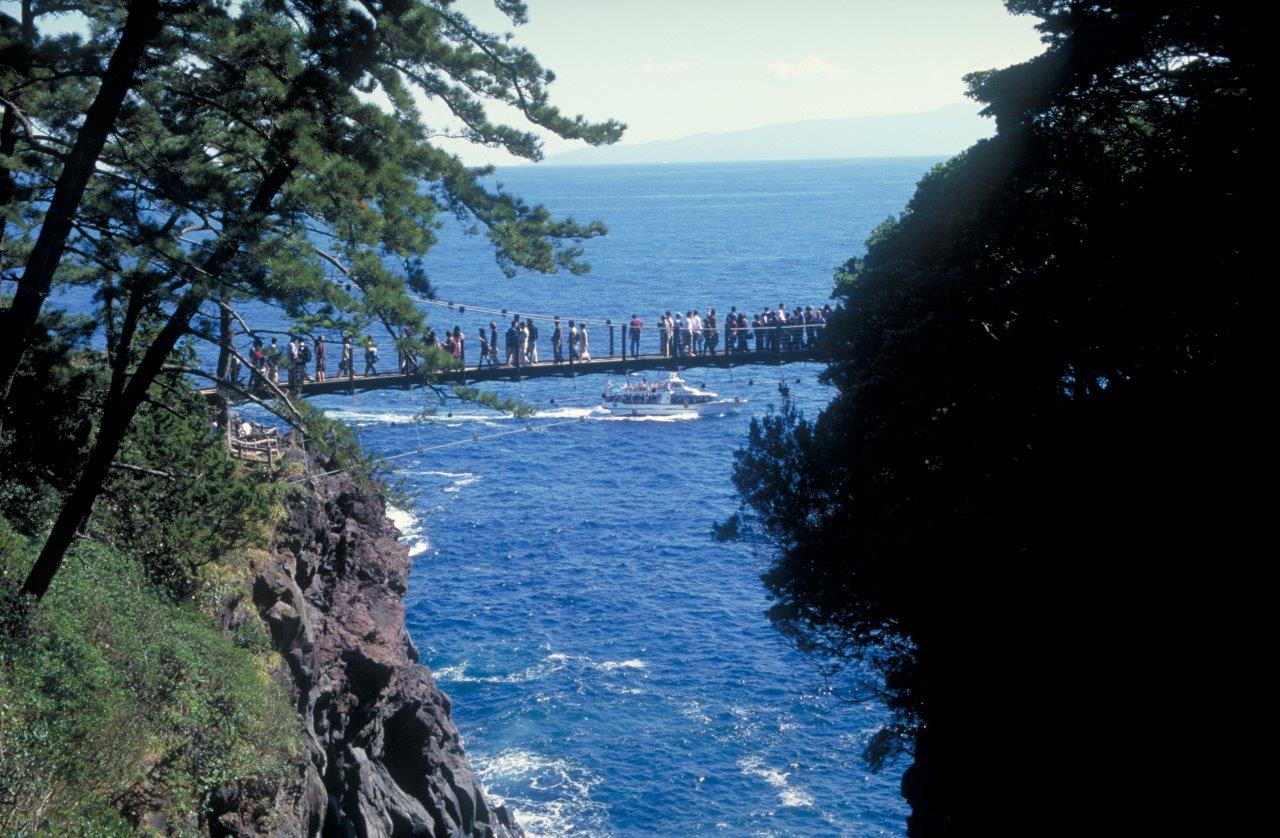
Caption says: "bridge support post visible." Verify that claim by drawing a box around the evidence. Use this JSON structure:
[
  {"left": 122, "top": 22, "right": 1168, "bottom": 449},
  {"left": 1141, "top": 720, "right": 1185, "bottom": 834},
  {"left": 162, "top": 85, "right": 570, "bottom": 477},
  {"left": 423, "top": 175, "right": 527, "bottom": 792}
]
[{"left": 608, "top": 322, "right": 614, "bottom": 358}]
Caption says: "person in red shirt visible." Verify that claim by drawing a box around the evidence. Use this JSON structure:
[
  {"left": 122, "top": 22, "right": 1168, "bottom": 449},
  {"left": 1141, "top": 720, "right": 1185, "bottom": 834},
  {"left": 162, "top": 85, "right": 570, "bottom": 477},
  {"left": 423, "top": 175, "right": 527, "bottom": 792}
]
[{"left": 629, "top": 313, "right": 643, "bottom": 356}]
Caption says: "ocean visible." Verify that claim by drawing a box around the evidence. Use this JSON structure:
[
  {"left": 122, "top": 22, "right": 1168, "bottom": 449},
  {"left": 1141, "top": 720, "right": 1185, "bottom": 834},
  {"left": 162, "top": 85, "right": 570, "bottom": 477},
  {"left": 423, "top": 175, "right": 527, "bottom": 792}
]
[{"left": 300, "top": 158, "right": 941, "bottom": 836}]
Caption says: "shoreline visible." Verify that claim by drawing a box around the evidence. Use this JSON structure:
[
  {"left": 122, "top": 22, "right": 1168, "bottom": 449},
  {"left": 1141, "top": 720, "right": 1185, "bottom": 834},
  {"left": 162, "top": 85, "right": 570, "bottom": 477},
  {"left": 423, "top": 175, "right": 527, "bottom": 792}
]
[{"left": 226, "top": 442, "right": 521, "bottom": 835}]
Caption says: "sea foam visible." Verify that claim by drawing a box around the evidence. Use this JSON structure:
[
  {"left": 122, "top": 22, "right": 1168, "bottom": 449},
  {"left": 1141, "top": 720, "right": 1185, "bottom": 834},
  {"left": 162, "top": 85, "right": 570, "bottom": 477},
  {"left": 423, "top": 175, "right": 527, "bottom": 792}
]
[
  {"left": 385, "top": 505, "right": 430, "bottom": 557},
  {"left": 738, "top": 755, "right": 815, "bottom": 808},
  {"left": 471, "top": 748, "right": 607, "bottom": 838}
]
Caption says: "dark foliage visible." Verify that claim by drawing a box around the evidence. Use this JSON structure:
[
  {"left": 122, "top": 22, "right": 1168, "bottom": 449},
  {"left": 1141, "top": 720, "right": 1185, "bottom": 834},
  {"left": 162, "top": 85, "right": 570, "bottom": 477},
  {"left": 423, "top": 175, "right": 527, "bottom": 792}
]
[
  {"left": 1, "top": 316, "right": 272, "bottom": 601},
  {"left": 730, "top": 2, "right": 1258, "bottom": 834},
  {"left": 92, "top": 374, "right": 271, "bottom": 600},
  {"left": 0, "top": 307, "right": 97, "bottom": 534}
]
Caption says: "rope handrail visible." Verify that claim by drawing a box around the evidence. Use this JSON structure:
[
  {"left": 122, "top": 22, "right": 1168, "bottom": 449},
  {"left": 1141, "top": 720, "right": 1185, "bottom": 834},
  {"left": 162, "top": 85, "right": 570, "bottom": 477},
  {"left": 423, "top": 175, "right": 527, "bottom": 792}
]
[
  {"left": 406, "top": 294, "right": 833, "bottom": 331},
  {"left": 406, "top": 294, "right": 614, "bottom": 326}
]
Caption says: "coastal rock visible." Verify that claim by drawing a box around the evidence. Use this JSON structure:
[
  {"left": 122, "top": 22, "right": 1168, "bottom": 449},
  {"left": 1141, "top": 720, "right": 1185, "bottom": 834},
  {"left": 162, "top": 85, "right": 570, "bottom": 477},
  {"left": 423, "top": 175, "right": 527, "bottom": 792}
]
[{"left": 231, "top": 462, "right": 521, "bottom": 837}]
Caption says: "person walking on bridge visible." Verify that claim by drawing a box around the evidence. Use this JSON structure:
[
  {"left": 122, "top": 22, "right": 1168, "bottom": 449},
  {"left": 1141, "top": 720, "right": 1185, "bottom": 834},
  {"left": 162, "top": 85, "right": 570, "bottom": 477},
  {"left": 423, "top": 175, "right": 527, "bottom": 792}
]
[
  {"left": 315, "top": 336, "right": 326, "bottom": 381},
  {"left": 338, "top": 337, "right": 352, "bottom": 377},
  {"left": 552, "top": 317, "right": 563, "bottom": 363},
  {"left": 629, "top": 313, "right": 643, "bottom": 356},
  {"left": 660, "top": 312, "right": 672, "bottom": 357},
  {"left": 525, "top": 317, "right": 539, "bottom": 364},
  {"left": 297, "top": 336, "right": 312, "bottom": 385},
  {"left": 285, "top": 337, "right": 298, "bottom": 388},
  {"left": 504, "top": 320, "right": 518, "bottom": 366},
  {"left": 705, "top": 309, "right": 718, "bottom": 355},
  {"left": 451, "top": 326, "right": 465, "bottom": 364},
  {"left": 579, "top": 322, "right": 591, "bottom": 361},
  {"left": 266, "top": 337, "right": 282, "bottom": 383},
  {"left": 363, "top": 339, "right": 378, "bottom": 376},
  {"left": 688, "top": 309, "right": 703, "bottom": 355}
]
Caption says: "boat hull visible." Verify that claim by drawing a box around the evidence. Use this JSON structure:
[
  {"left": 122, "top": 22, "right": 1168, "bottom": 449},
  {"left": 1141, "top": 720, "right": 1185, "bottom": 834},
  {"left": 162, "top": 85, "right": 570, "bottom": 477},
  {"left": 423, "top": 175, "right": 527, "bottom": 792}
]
[{"left": 601, "top": 398, "right": 746, "bottom": 417}]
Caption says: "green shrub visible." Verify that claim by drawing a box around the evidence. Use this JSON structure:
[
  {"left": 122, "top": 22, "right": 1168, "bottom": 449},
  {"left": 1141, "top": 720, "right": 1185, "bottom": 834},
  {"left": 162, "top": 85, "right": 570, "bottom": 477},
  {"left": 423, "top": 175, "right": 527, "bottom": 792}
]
[
  {"left": 0, "top": 530, "right": 300, "bottom": 834},
  {"left": 93, "top": 381, "right": 274, "bottom": 601}
]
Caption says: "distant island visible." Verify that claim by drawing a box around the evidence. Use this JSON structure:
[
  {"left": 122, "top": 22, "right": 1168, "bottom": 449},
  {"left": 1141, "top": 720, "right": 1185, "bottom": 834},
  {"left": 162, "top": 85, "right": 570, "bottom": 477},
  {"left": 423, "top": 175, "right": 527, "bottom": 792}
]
[{"left": 542, "top": 103, "right": 992, "bottom": 165}]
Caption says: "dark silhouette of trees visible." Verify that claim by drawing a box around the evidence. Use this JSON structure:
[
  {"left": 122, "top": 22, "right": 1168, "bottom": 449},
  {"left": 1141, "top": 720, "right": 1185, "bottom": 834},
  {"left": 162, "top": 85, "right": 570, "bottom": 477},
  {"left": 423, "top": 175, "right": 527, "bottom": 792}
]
[{"left": 728, "top": 2, "right": 1258, "bottom": 834}]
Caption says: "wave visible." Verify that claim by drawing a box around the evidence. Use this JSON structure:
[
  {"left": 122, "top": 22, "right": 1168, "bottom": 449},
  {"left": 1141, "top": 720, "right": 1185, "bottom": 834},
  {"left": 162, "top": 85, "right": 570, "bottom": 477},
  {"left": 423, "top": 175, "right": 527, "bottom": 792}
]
[
  {"left": 385, "top": 505, "right": 430, "bottom": 557},
  {"left": 320, "top": 407, "right": 423, "bottom": 425},
  {"left": 471, "top": 748, "right": 608, "bottom": 838},
  {"left": 412, "top": 469, "right": 481, "bottom": 493},
  {"left": 596, "top": 412, "right": 700, "bottom": 423},
  {"left": 326, "top": 402, "right": 718, "bottom": 430},
  {"left": 432, "top": 654, "right": 569, "bottom": 685},
  {"left": 680, "top": 700, "right": 712, "bottom": 726},
  {"left": 737, "top": 755, "right": 815, "bottom": 808},
  {"left": 432, "top": 652, "right": 646, "bottom": 686},
  {"left": 320, "top": 405, "right": 598, "bottom": 427},
  {"left": 417, "top": 405, "right": 598, "bottom": 423},
  {"left": 550, "top": 652, "right": 648, "bottom": 674}
]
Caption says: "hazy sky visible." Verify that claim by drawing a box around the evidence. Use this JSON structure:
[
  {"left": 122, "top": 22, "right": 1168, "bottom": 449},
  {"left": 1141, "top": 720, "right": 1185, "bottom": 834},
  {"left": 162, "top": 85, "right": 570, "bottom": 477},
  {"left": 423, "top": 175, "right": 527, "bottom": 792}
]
[
  {"left": 5, "top": 0, "right": 1047, "bottom": 165},
  {"left": 439, "top": 0, "right": 1046, "bottom": 164}
]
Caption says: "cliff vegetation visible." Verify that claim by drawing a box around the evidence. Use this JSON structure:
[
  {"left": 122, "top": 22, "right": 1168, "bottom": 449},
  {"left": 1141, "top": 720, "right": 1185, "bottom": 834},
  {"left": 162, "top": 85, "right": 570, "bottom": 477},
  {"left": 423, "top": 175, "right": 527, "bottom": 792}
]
[{"left": 0, "top": 317, "right": 302, "bottom": 832}]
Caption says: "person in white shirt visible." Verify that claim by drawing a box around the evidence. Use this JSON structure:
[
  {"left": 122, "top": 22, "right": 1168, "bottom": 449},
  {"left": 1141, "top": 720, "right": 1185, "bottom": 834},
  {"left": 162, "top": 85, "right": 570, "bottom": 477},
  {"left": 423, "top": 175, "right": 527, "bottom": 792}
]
[
  {"left": 673, "top": 312, "right": 686, "bottom": 356},
  {"left": 688, "top": 310, "right": 703, "bottom": 355},
  {"left": 525, "top": 317, "right": 539, "bottom": 363},
  {"left": 579, "top": 323, "right": 590, "bottom": 361}
]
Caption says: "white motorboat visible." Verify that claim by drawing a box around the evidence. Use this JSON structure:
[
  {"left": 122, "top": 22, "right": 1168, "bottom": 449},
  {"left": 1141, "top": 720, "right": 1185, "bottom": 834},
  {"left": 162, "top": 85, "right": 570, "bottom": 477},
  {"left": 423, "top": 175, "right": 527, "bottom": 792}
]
[{"left": 600, "top": 373, "right": 745, "bottom": 416}]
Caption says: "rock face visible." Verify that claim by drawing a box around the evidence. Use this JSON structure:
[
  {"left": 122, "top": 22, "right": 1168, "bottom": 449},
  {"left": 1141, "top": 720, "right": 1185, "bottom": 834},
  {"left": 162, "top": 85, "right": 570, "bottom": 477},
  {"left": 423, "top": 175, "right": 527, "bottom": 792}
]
[{"left": 217, "top": 466, "right": 521, "bottom": 837}]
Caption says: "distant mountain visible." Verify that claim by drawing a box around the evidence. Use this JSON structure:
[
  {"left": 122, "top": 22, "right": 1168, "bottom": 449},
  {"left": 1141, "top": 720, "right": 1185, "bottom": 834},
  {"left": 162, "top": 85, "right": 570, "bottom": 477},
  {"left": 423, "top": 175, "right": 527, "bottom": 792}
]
[{"left": 544, "top": 103, "right": 991, "bottom": 166}]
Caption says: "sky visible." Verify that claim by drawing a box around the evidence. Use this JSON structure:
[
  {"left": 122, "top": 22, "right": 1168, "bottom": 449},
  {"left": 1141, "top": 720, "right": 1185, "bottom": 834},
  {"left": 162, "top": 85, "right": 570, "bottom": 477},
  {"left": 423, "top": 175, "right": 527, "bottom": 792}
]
[
  {"left": 436, "top": 0, "right": 1046, "bottom": 165},
  {"left": 3, "top": 0, "right": 1047, "bottom": 166}
]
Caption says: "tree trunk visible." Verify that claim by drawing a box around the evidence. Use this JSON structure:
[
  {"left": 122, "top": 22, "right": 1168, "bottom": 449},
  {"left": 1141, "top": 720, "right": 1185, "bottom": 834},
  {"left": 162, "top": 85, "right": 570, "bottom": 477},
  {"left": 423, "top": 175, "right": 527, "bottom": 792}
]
[
  {"left": 22, "top": 288, "right": 201, "bottom": 600},
  {"left": 21, "top": 160, "right": 297, "bottom": 600},
  {"left": 217, "top": 298, "right": 233, "bottom": 381},
  {"left": 0, "top": 0, "right": 162, "bottom": 404},
  {"left": 216, "top": 298, "right": 234, "bottom": 429}
]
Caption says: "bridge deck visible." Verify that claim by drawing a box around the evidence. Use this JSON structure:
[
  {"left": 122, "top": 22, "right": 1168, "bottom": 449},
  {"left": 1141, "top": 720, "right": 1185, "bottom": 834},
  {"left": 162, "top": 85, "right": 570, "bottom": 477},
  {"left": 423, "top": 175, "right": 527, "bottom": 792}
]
[{"left": 198, "top": 348, "right": 819, "bottom": 401}]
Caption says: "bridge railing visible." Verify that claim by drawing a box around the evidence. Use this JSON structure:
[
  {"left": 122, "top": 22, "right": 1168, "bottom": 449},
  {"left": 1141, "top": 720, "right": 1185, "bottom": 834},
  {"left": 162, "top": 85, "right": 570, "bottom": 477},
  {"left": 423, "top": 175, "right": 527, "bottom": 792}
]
[
  {"left": 212, "top": 320, "right": 826, "bottom": 389},
  {"left": 466, "top": 320, "right": 826, "bottom": 372}
]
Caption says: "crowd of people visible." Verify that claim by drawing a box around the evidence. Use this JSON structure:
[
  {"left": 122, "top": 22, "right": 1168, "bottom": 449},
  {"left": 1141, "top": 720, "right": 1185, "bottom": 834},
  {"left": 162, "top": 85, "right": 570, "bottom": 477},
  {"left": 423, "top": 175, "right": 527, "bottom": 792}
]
[
  {"left": 647, "top": 303, "right": 831, "bottom": 358},
  {"left": 227, "top": 334, "right": 379, "bottom": 389},
  {"left": 220, "top": 303, "right": 831, "bottom": 387}
]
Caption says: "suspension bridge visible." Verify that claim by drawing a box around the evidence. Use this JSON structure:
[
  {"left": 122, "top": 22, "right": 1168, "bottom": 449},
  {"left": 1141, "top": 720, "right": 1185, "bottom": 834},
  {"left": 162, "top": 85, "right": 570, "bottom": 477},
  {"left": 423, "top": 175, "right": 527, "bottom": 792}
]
[{"left": 197, "top": 297, "right": 827, "bottom": 403}]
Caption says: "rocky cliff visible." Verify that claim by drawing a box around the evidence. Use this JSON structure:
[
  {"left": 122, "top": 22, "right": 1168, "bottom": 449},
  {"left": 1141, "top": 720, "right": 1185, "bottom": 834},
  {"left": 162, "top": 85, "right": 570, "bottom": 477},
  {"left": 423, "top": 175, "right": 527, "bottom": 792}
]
[{"left": 212, "top": 460, "right": 521, "bottom": 837}]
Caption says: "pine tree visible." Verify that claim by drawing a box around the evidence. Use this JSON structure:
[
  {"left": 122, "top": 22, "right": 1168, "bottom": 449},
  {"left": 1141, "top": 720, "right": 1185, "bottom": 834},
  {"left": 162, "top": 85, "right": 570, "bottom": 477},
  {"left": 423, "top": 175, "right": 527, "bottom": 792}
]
[{"left": 4, "top": 0, "right": 622, "bottom": 599}]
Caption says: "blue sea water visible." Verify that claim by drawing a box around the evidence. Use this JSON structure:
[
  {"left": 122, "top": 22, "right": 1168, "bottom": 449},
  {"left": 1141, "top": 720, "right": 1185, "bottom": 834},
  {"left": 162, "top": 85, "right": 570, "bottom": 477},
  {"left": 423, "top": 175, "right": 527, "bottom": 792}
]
[{"left": 300, "top": 158, "right": 940, "bottom": 836}]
